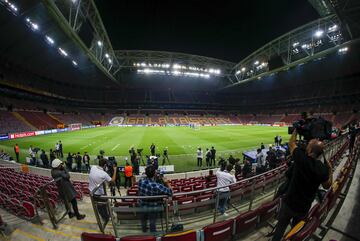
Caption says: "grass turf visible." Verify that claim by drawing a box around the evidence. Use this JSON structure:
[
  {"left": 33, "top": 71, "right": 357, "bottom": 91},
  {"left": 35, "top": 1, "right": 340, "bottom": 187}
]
[{"left": 0, "top": 125, "right": 288, "bottom": 173}]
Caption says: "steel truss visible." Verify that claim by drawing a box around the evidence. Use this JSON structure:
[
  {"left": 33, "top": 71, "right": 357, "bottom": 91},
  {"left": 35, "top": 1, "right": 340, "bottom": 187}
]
[
  {"left": 42, "top": 0, "right": 121, "bottom": 83},
  {"left": 223, "top": 14, "right": 350, "bottom": 89}
]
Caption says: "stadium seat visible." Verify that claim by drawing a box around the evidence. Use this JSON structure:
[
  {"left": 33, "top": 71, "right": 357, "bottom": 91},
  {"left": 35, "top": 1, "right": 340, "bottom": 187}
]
[
  {"left": 21, "top": 201, "right": 36, "bottom": 219},
  {"left": 120, "top": 235, "right": 156, "bottom": 241},
  {"left": 234, "top": 210, "right": 259, "bottom": 236},
  {"left": 284, "top": 218, "right": 320, "bottom": 241},
  {"left": 202, "top": 219, "right": 233, "bottom": 241},
  {"left": 161, "top": 230, "right": 197, "bottom": 241},
  {"left": 81, "top": 232, "right": 116, "bottom": 241},
  {"left": 257, "top": 198, "right": 279, "bottom": 224}
]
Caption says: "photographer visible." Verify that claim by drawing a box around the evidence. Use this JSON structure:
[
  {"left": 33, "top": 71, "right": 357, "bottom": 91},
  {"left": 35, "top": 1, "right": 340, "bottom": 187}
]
[
  {"left": 88, "top": 158, "right": 117, "bottom": 223},
  {"left": 124, "top": 161, "right": 133, "bottom": 188},
  {"left": 129, "top": 146, "right": 137, "bottom": 164},
  {"left": 271, "top": 130, "right": 333, "bottom": 241},
  {"left": 51, "top": 159, "right": 85, "bottom": 220},
  {"left": 138, "top": 165, "right": 172, "bottom": 233},
  {"left": 162, "top": 147, "right": 170, "bottom": 165}
]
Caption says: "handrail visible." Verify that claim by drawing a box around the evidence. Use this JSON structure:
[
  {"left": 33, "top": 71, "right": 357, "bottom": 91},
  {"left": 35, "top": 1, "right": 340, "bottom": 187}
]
[{"left": 36, "top": 177, "right": 69, "bottom": 229}]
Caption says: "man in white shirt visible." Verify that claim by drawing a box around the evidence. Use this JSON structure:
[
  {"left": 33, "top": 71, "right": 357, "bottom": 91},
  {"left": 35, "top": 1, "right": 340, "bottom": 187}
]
[
  {"left": 216, "top": 164, "right": 236, "bottom": 216},
  {"left": 28, "top": 145, "right": 36, "bottom": 165},
  {"left": 256, "top": 148, "right": 265, "bottom": 174},
  {"left": 197, "top": 147, "right": 203, "bottom": 167},
  {"left": 88, "top": 158, "right": 117, "bottom": 222}
]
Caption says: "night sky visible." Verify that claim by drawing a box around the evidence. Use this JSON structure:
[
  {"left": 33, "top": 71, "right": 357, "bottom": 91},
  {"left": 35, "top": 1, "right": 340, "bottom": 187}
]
[{"left": 95, "top": 0, "right": 319, "bottom": 63}]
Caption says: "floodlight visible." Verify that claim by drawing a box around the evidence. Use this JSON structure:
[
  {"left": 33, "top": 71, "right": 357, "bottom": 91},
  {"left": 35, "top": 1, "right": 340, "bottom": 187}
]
[
  {"left": 235, "top": 70, "right": 241, "bottom": 75},
  {"left": 31, "top": 23, "right": 39, "bottom": 30},
  {"left": 45, "top": 35, "right": 55, "bottom": 45},
  {"left": 241, "top": 67, "right": 246, "bottom": 72},
  {"left": 105, "top": 53, "right": 110, "bottom": 58},
  {"left": 301, "top": 44, "right": 308, "bottom": 49},
  {"left": 338, "top": 47, "right": 348, "bottom": 53},
  {"left": 58, "top": 47, "right": 68, "bottom": 57},
  {"left": 328, "top": 25, "right": 337, "bottom": 32},
  {"left": 97, "top": 41, "right": 103, "bottom": 47},
  {"left": 314, "top": 30, "right": 324, "bottom": 38},
  {"left": 26, "top": 18, "right": 30, "bottom": 22},
  {"left": 72, "top": 60, "right": 78, "bottom": 66},
  {"left": 108, "top": 58, "right": 112, "bottom": 64},
  {"left": 292, "top": 42, "right": 299, "bottom": 47},
  {"left": 254, "top": 60, "right": 259, "bottom": 65}
]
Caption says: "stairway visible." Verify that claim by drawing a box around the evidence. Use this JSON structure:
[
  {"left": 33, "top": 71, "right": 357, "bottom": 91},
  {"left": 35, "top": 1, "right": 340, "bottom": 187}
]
[{"left": 12, "top": 112, "right": 37, "bottom": 130}]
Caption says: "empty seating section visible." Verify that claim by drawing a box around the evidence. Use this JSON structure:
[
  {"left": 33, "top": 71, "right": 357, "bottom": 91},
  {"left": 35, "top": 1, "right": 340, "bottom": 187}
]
[
  {"left": 0, "top": 167, "right": 89, "bottom": 220},
  {"left": 0, "top": 110, "right": 35, "bottom": 134},
  {"left": 17, "top": 111, "right": 61, "bottom": 130}
]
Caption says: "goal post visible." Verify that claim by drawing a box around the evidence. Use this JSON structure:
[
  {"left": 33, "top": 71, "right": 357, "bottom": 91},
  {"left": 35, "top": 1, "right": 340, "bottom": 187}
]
[{"left": 69, "top": 123, "right": 82, "bottom": 131}]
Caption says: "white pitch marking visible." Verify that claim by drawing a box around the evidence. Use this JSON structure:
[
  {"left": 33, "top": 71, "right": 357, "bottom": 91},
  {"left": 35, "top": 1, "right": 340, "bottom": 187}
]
[{"left": 112, "top": 144, "right": 120, "bottom": 151}]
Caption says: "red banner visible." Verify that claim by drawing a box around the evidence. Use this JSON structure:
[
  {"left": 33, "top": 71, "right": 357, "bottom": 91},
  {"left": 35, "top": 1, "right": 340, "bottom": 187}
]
[{"left": 9, "top": 131, "right": 36, "bottom": 139}]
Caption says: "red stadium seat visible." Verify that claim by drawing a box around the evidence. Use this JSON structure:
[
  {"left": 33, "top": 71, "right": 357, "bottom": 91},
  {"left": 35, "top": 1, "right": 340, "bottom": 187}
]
[
  {"left": 161, "top": 230, "right": 197, "bottom": 241},
  {"left": 81, "top": 232, "right": 116, "bottom": 241},
  {"left": 203, "top": 219, "right": 233, "bottom": 241},
  {"left": 257, "top": 198, "right": 279, "bottom": 224},
  {"left": 284, "top": 218, "right": 320, "bottom": 241},
  {"left": 21, "top": 201, "right": 36, "bottom": 218},
  {"left": 120, "top": 235, "right": 156, "bottom": 241},
  {"left": 234, "top": 210, "right": 258, "bottom": 236}
]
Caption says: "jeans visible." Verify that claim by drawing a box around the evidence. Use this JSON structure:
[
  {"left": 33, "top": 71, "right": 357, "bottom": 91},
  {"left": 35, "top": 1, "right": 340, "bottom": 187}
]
[
  {"left": 140, "top": 205, "right": 159, "bottom": 233},
  {"left": 218, "top": 191, "right": 230, "bottom": 214},
  {"left": 271, "top": 201, "right": 306, "bottom": 241},
  {"left": 197, "top": 158, "right": 202, "bottom": 167}
]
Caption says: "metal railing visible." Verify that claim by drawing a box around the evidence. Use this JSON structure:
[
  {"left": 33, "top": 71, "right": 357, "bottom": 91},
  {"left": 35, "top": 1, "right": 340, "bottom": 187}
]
[{"left": 90, "top": 134, "right": 349, "bottom": 237}]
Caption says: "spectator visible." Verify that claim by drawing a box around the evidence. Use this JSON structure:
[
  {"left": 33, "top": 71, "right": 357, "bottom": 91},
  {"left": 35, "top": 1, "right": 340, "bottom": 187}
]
[
  {"left": 242, "top": 158, "right": 252, "bottom": 178},
  {"left": 197, "top": 147, "right": 203, "bottom": 167},
  {"left": 271, "top": 130, "right": 332, "bottom": 241},
  {"left": 55, "top": 142, "right": 60, "bottom": 157},
  {"left": 205, "top": 169, "right": 215, "bottom": 184},
  {"left": 138, "top": 165, "right": 172, "bottom": 233},
  {"left": 267, "top": 146, "right": 277, "bottom": 169},
  {"left": 274, "top": 135, "right": 279, "bottom": 146},
  {"left": 129, "top": 146, "right": 137, "bottom": 164},
  {"left": 49, "top": 149, "right": 56, "bottom": 166},
  {"left": 205, "top": 148, "right": 211, "bottom": 167},
  {"left": 51, "top": 159, "right": 85, "bottom": 220},
  {"left": 278, "top": 136, "right": 282, "bottom": 146},
  {"left": 14, "top": 143, "right": 20, "bottom": 162},
  {"left": 228, "top": 155, "right": 236, "bottom": 165},
  {"left": 83, "top": 152, "right": 90, "bottom": 173},
  {"left": 59, "top": 140, "right": 63, "bottom": 158},
  {"left": 76, "top": 152, "right": 82, "bottom": 172},
  {"left": 28, "top": 145, "right": 36, "bottom": 165},
  {"left": 40, "top": 149, "right": 49, "bottom": 168},
  {"left": 256, "top": 148, "right": 265, "bottom": 174},
  {"left": 133, "top": 156, "right": 140, "bottom": 175},
  {"left": 88, "top": 158, "right": 117, "bottom": 223},
  {"left": 150, "top": 143, "right": 156, "bottom": 156},
  {"left": 162, "top": 147, "right": 170, "bottom": 165},
  {"left": 66, "top": 152, "right": 73, "bottom": 171},
  {"left": 216, "top": 164, "right": 236, "bottom": 216},
  {"left": 260, "top": 142, "right": 265, "bottom": 150},
  {"left": 210, "top": 146, "right": 216, "bottom": 166},
  {"left": 234, "top": 158, "right": 242, "bottom": 177},
  {"left": 124, "top": 161, "right": 133, "bottom": 188}
]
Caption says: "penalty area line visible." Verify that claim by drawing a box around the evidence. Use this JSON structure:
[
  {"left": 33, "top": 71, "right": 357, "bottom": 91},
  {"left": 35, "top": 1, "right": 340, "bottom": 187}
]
[{"left": 111, "top": 144, "right": 120, "bottom": 151}]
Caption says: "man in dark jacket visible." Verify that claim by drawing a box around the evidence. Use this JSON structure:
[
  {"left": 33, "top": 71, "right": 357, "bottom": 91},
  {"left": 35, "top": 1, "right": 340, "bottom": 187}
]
[
  {"left": 210, "top": 146, "right": 216, "bottom": 166},
  {"left": 76, "top": 152, "right": 82, "bottom": 172},
  {"left": 51, "top": 159, "right": 85, "bottom": 220},
  {"left": 40, "top": 150, "right": 49, "bottom": 168}
]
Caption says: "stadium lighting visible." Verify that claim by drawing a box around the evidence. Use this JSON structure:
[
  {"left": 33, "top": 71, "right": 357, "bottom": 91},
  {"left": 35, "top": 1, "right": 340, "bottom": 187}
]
[
  {"left": 97, "top": 41, "right": 103, "bottom": 47},
  {"left": 26, "top": 18, "right": 30, "bottom": 22},
  {"left": 338, "top": 47, "right": 348, "bottom": 53},
  {"left": 108, "top": 58, "right": 112, "bottom": 64},
  {"left": 292, "top": 42, "right": 299, "bottom": 47},
  {"left": 235, "top": 70, "right": 241, "bottom": 75},
  {"left": 241, "top": 67, "right": 246, "bottom": 72},
  {"left": 31, "top": 23, "right": 39, "bottom": 30},
  {"left": 314, "top": 30, "right": 324, "bottom": 38},
  {"left": 328, "top": 25, "right": 338, "bottom": 32},
  {"left": 10, "top": 4, "right": 17, "bottom": 11},
  {"left": 301, "top": 44, "right": 308, "bottom": 49},
  {"left": 45, "top": 35, "right": 55, "bottom": 45},
  {"left": 72, "top": 60, "right": 78, "bottom": 66},
  {"left": 58, "top": 47, "right": 68, "bottom": 57},
  {"left": 105, "top": 53, "right": 110, "bottom": 58},
  {"left": 254, "top": 60, "right": 259, "bottom": 65}
]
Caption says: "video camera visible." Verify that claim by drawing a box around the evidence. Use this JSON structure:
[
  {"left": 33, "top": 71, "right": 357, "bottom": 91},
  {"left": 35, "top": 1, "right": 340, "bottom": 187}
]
[{"left": 288, "top": 116, "right": 332, "bottom": 141}]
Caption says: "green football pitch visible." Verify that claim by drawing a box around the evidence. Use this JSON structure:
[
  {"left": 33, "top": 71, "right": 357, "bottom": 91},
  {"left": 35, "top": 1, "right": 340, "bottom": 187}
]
[{"left": 0, "top": 125, "right": 288, "bottom": 173}]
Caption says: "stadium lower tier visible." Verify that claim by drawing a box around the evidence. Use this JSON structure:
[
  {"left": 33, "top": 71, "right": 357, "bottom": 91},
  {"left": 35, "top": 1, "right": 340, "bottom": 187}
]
[{"left": 0, "top": 109, "right": 359, "bottom": 135}]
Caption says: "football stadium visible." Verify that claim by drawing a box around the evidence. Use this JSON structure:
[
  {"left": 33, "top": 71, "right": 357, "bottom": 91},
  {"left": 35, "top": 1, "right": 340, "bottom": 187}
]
[{"left": 0, "top": 0, "right": 360, "bottom": 241}]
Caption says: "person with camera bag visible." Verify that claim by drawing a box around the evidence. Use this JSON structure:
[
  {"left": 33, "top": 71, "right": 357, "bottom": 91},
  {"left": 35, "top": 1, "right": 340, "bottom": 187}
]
[
  {"left": 271, "top": 129, "right": 333, "bottom": 241},
  {"left": 88, "top": 158, "right": 117, "bottom": 223},
  {"left": 138, "top": 165, "right": 172, "bottom": 233}
]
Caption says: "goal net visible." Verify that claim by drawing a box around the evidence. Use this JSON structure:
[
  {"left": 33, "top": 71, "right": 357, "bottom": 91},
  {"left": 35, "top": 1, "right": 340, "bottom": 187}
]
[{"left": 69, "top": 123, "right": 82, "bottom": 131}]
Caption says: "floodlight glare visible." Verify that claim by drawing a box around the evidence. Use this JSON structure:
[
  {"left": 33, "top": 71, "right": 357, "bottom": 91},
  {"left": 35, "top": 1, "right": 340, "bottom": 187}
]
[
  {"left": 97, "top": 41, "right": 103, "bottom": 47},
  {"left": 45, "top": 35, "right": 55, "bottom": 45},
  {"left": 328, "top": 25, "right": 337, "bottom": 32},
  {"left": 31, "top": 23, "right": 39, "bottom": 30},
  {"left": 26, "top": 18, "right": 30, "bottom": 22},
  {"left": 105, "top": 53, "right": 110, "bottom": 58},
  {"left": 108, "top": 58, "right": 112, "bottom": 64},
  {"left": 254, "top": 60, "right": 259, "bottom": 65},
  {"left": 338, "top": 47, "right": 348, "bottom": 53},
  {"left": 58, "top": 47, "right": 68, "bottom": 57},
  {"left": 241, "top": 67, "right": 246, "bottom": 72},
  {"left": 235, "top": 70, "right": 241, "bottom": 75},
  {"left": 292, "top": 42, "right": 299, "bottom": 47},
  {"left": 314, "top": 30, "right": 324, "bottom": 38},
  {"left": 72, "top": 60, "right": 78, "bottom": 66}
]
